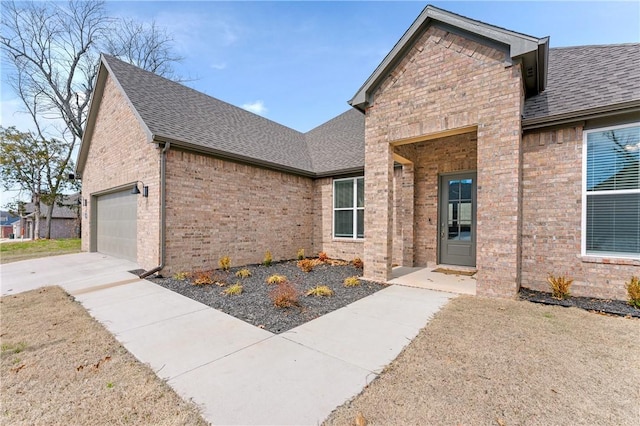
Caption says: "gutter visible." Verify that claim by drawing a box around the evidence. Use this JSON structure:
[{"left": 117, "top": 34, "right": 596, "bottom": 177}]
[
  {"left": 522, "top": 101, "right": 640, "bottom": 131},
  {"left": 154, "top": 136, "right": 316, "bottom": 178},
  {"left": 140, "top": 141, "right": 170, "bottom": 279}
]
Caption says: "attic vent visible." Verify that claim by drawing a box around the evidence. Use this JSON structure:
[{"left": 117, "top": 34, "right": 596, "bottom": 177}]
[{"left": 526, "top": 66, "right": 535, "bottom": 78}]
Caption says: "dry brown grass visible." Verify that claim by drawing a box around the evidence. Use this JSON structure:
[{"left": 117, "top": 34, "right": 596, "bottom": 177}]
[
  {"left": 1, "top": 286, "right": 208, "bottom": 425},
  {"left": 324, "top": 296, "right": 639, "bottom": 426}
]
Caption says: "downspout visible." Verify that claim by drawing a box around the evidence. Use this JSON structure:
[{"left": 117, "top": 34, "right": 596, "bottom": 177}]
[{"left": 140, "top": 141, "right": 170, "bottom": 279}]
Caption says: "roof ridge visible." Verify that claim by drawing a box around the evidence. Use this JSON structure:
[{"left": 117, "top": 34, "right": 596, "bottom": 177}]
[
  {"left": 425, "top": 4, "right": 541, "bottom": 41},
  {"left": 101, "top": 54, "right": 325, "bottom": 174},
  {"left": 101, "top": 54, "right": 306, "bottom": 137}
]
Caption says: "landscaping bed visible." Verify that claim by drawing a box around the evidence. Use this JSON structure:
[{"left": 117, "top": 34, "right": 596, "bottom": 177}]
[
  {"left": 149, "top": 260, "right": 386, "bottom": 333},
  {"left": 519, "top": 287, "right": 640, "bottom": 318}
]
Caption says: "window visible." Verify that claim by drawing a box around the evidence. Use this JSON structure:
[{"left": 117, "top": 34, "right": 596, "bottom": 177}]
[
  {"left": 583, "top": 123, "right": 639, "bottom": 258},
  {"left": 333, "top": 177, "right": 364, "bottom": 239}
]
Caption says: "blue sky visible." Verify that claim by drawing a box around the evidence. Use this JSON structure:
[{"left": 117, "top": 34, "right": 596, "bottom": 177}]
[
  {"left": 105, "top": 0, "right": 639, "bottom": 132},
  {"left": 1, "top": 1, "right": 639, "bottom": 204}
]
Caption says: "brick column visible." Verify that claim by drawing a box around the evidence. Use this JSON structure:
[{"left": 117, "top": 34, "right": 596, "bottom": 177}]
[
  {"left": 363, "top": 141, "right": 394, "bottom": 282},
  {"left": 402, "top": 163, "right": 415, "bottom": 266},
  {"left": 475, "top": 121, "right": 522, "bottom": 297}
]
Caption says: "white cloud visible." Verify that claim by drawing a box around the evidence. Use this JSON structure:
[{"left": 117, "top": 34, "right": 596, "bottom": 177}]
[
  {"left": 210, "top": 62, "right": 227, "bottom": 70},
  {"left": 241, "top": 100, "right": 267, "bottom": 116}
]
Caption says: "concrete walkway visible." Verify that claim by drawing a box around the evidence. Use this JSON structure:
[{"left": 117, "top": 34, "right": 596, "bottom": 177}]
[
  {"left": 1, "top": 253, "right": 454, "bottom": 425},
  {"left": 390, "top": 265, "right": 477, "bottom": 295}
]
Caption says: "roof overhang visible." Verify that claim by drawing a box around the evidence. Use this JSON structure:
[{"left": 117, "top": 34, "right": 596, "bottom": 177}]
[
  {"left": 75, "top": 55, "right": 154, "bottom": 176},
  {"left": 522, "top": 101, "right": 640, "bottom": 131},
  {"left": 349, "top": 5, "right": 549, "bottom": 111}
]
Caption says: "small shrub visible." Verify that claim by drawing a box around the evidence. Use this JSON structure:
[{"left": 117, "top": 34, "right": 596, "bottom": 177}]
[
  {"left": 224, "top": 283, "right": 243, "bottom": 296},
  {"left": 547, "top": 274, "right": 573, "bottom": 300},
  {"left": 193, "top": 271, "right": 213, "bottom": 286},
  {"left": 263, "top": 250, "right": 273, "bottom": 266},
  {"left": 297, "top": 248, "right": 305, "bottom": 260},
  {"left": 173, "top": 271, "right": 189, "bottom": 281},
  {"left": 352, "top": 257, "right": 364, "bottom": 269},
  {"left": 266, "top": 274, "right": 287, "bottom": 285},
  {"left": 219, "top": 256, "right": 231, "bottom": 271},
  {"left": 235, "top": 268, "right": 252, "bottom": 278},
  {"left": 344, "top": 276, "right": 361, "bottom": 287},
  {"left": 625, "top": 276, "right": 640, "bottom": 308},
  {"left": 270, "top": 281, "right": 299, "bottom": 308},
  {"left": 306, "top": 285, "right": 334, "bottom": 297},
  {"left": 318, "top": 251, "right": 328, "bottom": 262},
  {"left": 297, "top": 258, "right": 315, "bottom": 273}
]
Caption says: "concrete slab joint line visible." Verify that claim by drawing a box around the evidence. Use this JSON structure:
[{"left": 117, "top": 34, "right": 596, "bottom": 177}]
[
  {"left": 1, "top": 254, "right": 454, "bottom": 426},
  {"left": 71, "top": 277, "right": 141, "bottom": 295}
]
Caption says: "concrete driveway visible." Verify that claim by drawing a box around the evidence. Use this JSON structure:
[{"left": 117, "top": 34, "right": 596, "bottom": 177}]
[{"left": 0, "top": 252, "right": 454, "bottom": 425}]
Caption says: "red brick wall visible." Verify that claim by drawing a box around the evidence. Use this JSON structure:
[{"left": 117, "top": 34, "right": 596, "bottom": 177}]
[
  {"left": 164, "top": 150, "right": 315, "bottom": 273},
  {"left": 81, "top": 74, "right": 160, "bottom": 269},
  {"left": 522, "top": 126, "right": 639, "bottom": 300}
]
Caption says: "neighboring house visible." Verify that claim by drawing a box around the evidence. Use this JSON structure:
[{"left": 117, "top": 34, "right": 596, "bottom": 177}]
[
  {"left": 76, "top": 5, "right": 639, "bottom": 300},
  {"left": 20, "top": 194, "right": 81, "bottom": 239},
  {"left": 0, "top": 211, "right": 19, "bottom": 238}
]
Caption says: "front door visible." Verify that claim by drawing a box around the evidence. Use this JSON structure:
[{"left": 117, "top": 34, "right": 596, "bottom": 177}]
[{"left": 439, "top": 172, "right": 476, "bottom": 267}]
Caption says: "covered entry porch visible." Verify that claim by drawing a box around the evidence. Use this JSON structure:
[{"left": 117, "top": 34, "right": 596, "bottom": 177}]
[
  {"left": 390, "top": 128, "right": 478, "bottom": 267},
  {"left": 389, "top": 265, "right": 476, "bottom": 295}
]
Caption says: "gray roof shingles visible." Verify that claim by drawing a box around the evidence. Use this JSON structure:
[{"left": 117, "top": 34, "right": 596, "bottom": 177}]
[
  {"left": 103, "top": 42, "right": 637, "bottom": 176},
  {"left": 305, "top": 108, "right": 364, "bottom": 175},
  {"left": 104, "top": 55, "right": 316, "bottom": 174},
  {"left": 523, "top": 44, "right": 640, "bottom": 122},
  {"left": 24, "top": 194, "right": 80, "bottom": 219}
]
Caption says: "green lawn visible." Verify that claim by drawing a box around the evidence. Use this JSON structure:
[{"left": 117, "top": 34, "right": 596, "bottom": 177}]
[{"left": 0, "top": 238, "right": 81, "bottom": 264}]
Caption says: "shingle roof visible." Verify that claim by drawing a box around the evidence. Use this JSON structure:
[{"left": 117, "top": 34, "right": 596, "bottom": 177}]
[
  {"left": 24, "top": 194, "right": 79, "bottom": 219},
  {"left": 523, "top": 44, "right": 640, "bottom": 124},
  {"left": 94, "top": 43, "right": 637, "bottom": 178},
  {"left": 104, "top": 55, "right": 319, "bottom": 174},
  {"left": 0, "top": 217, "right": 19, "bottom": 227},
  {"left": 305, "top": 109, "right": 364, "bottom": 175}
]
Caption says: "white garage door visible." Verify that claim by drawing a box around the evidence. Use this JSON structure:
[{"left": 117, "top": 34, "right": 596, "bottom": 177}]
[{"left": 96, "top": 190, "right": 137, "bottom": 262}]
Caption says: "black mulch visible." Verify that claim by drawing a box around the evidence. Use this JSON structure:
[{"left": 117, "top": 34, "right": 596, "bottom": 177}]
[
  {"left": 148, "top": 261, "right": 386, "bottom": 334},
  {"left": 519, "top": 287, "right": 640, "bottom": 318}
]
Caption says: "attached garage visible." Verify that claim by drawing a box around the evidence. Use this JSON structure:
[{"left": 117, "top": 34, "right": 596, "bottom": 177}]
[{"left": 95, "top": 190, "right": 137, "bottom": 262}]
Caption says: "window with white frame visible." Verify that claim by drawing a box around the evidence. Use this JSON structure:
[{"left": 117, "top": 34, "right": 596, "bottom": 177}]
[
  {"left": 333, "top": 177, "right": 364, "bottom": 239},
  {"left": 583, "top": 123, "right": 639, "bottom": 258}
]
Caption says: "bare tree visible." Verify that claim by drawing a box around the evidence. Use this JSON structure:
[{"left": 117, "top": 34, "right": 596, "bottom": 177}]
[
  {"left": 104, "top": 19, "right": 183, "bottom": 80},
  {"left": 1, "top": 0, "right": 181, "bottom": 237}
]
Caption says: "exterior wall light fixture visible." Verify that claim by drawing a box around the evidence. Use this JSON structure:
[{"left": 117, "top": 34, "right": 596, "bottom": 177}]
[{"left": 131, "top": 182, "right": 149, "bottom": 197}]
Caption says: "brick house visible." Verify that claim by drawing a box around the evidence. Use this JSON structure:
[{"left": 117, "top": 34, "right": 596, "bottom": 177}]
[
  {"left": 76, "top": 5, "right": 639, "bottom": 300},
  {"left": 17, "top": 194, "right": 81, "bottom": 239},
  {"left": 0, "top": 211, "right": 19, "bottom": 238}
]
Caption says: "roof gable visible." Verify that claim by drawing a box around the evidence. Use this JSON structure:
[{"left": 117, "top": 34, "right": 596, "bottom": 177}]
[
  {"left": 349, "top": 4, "right": 549, "bottom": 111},
  {"left": 104, "top": 55, "right": 314, "bottom": 175},
  {"left": 79, "top": 55, "right": 364, "bottom": 177}
]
